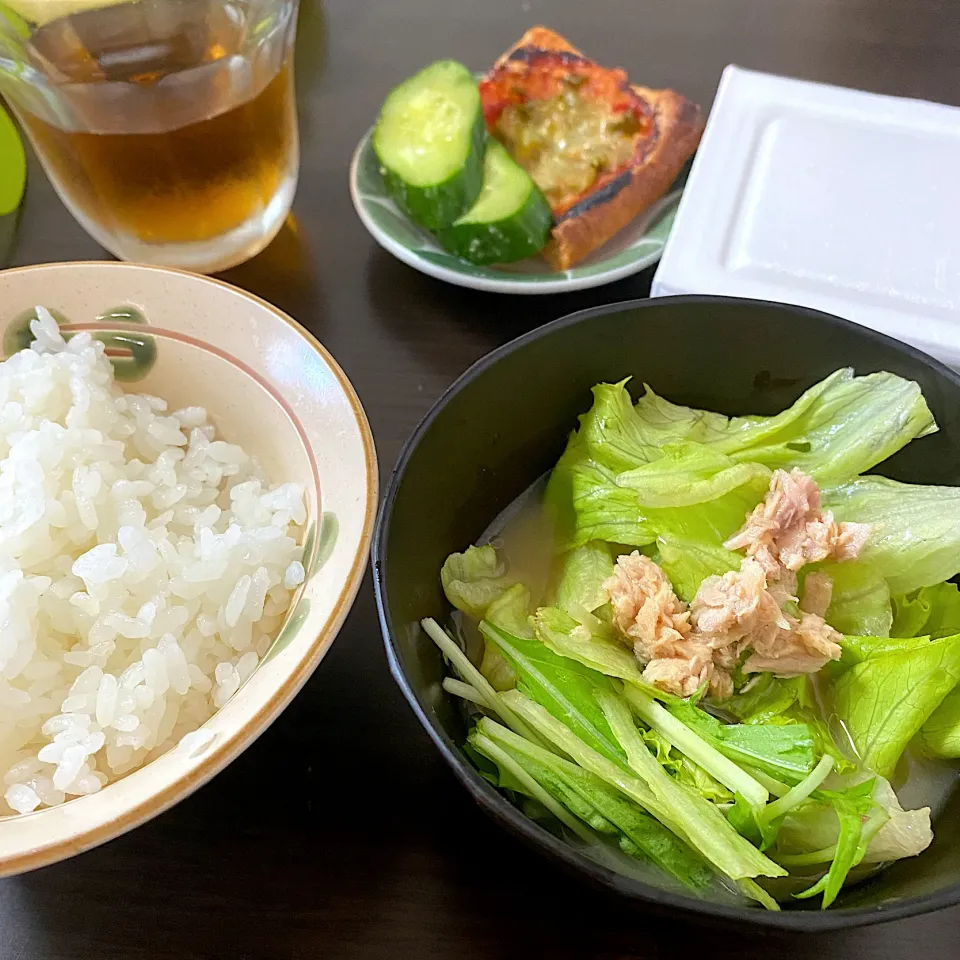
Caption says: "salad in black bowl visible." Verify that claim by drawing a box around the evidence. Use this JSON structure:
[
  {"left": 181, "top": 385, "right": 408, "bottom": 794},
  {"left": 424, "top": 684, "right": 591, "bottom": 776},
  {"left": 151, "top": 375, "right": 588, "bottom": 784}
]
[{"left": 374, "top": 296, "right": 960, "bottom": 928}]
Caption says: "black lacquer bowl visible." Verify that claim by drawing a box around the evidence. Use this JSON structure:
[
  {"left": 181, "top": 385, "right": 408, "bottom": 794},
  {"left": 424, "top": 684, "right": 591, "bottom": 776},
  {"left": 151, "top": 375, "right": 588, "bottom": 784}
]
[{"left": 373, "top": 295, "right": 960, "bottom": 930}]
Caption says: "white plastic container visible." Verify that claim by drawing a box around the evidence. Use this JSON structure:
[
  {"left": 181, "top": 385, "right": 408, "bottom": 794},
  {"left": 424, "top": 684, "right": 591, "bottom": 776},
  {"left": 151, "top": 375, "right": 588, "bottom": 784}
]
[{"left": 652, "top": 65, "right": 960, "bottom": 370}]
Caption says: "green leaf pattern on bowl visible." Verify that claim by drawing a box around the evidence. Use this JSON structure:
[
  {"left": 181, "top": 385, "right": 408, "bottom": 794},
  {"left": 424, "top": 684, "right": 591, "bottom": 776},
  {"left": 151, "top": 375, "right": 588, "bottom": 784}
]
[
  {"left": 263, "top": 511, "right": 338, "bottom": 663},
  {"left": 3, "top": 305, "right": 158, "bottom": 381}
]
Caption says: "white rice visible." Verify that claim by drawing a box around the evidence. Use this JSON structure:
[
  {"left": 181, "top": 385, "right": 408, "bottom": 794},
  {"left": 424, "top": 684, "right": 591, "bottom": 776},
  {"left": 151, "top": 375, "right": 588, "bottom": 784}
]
[{"left": 0, "top": 308, "right": 305, "bottom": 814}]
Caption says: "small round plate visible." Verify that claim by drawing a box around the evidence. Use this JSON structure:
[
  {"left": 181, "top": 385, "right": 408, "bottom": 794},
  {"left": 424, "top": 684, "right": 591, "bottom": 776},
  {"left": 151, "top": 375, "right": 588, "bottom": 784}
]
[{"left": 349, "top": 128, "right": 684, "bottom": 295}]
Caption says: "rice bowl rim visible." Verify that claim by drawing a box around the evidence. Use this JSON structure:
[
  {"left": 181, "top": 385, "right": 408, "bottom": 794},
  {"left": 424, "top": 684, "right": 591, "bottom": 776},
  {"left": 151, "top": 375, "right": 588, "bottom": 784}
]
[{"left": 0, "top": 261, "right": 378, "bottom": 875}]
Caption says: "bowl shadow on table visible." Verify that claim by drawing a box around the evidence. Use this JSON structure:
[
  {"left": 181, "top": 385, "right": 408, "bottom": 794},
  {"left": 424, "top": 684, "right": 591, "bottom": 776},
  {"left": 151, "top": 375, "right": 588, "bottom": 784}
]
[{"left": 364, "top": 245, "right": 660, "bottom": 376}]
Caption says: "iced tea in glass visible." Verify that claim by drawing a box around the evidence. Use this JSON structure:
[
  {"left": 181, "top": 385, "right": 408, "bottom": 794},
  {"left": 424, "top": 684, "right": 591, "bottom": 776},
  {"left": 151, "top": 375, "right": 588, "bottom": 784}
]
[{"left": 0, "top": 0, "right": 299, "bottom": 272}]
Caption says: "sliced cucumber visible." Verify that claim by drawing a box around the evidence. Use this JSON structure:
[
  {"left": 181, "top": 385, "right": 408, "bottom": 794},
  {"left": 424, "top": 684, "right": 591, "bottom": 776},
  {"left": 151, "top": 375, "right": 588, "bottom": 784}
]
[
  {"left": 435, "top": 140, "right": 553, "bottom": 265},
  {"left": 373, "top": 60, "right": 485, "bottom": 230}
]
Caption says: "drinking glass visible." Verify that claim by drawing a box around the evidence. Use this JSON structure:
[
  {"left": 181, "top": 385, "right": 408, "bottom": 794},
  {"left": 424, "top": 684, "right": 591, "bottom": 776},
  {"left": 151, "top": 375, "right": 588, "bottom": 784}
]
[{"left": 0, "top": 0, "right": 300, "bottom": 273}]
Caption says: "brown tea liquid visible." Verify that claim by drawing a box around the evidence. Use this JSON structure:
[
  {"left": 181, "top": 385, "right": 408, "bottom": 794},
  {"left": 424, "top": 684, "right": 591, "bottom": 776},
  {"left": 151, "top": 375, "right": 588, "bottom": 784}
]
[{"left": 16, "top": 0, "right": 296, "bottom": 245}]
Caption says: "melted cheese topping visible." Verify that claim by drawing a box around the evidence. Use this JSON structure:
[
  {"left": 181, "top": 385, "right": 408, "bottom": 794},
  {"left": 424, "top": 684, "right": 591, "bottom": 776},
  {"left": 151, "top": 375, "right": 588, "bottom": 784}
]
[{"left": 494, "top": 83, "right": 640, "bottom": 211}]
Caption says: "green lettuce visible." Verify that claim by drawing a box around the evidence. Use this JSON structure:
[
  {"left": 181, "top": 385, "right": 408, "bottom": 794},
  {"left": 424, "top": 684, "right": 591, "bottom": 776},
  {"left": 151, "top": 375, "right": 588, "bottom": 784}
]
[
  {"left": 837, "top": 634, "right": 931, "bottom": 665},
  {"left": 918, "top": 689, "right": 960, "bottom": 758},
  {"left": 830, "top": 633, "right": 960, "bottom": 777},
  {"left": 712, "top": 371, "right": 934, "bottom": 482},
  {"left": 816, "top": 562, "right": 892, "bottom": 638},
  {"left": 481, "top": 585, "right": 530, "bottom": 690},
  {"left": 544, "top": 430, "right": 655, "bottom": 549},
  {"left": 891, "top": 583, "right": 960, "bottom": 639},
  {"left": 615, "top": 443, "right": 771, "bottom": 508},
  {"left": 546, "top": 371, "right": 936, "bottom": 559},
  {"left": 637, "top": 369, "right": 934, "bottom": 481},
  {"left": 441, "top": 545, "right": 515, "bottom": 619},
  {"left": 575, "top": 381, "right": 673, "bottom": 472},
  {"left": 533, "top": 606, "right": 655, "bottom": 691},
  {"left": 439, "top": 545, "right": 525, "bottom": 690},
  {"left": 555, "top": 541, "right": 613, "bottom": 619},
  {"left": 822, "top": 478, "right": 960, "bottom": 594},
  {"left": 654, "top": 536, "right": 741, "bottom": 603},
  {"left": 883, "top": 584, "right": 960, "bottom": 758}
]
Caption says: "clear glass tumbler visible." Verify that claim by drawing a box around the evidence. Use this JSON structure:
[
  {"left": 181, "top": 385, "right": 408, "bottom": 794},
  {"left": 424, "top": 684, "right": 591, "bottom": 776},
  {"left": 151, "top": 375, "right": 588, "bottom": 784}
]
[{"left": 0, "top": 0, "right": 300, "bottom": 273}]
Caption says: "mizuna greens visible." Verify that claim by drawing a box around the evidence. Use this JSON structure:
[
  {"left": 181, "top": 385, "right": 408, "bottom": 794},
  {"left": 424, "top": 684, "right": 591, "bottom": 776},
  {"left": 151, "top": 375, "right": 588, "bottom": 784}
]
[{"left": 427, "top": 369, "right": 960, "bottom": 909}]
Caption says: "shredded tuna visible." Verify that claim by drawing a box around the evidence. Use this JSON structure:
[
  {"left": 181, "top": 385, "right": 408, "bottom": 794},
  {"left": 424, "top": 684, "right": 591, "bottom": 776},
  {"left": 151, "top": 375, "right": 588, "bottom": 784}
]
[
  {"left": 690, "top": 558, "right": 790, "bottom": 655},
  {"left": 605, "top": 552, "right": 691, "bottom": 657},
  {"left": 743, "top": 612, "right": 842, "bottom": 676},
  {"left": 606, "top": 551, "right": 842, "bottom": 700},
  {"left": 604, "top": 553, "right": 730, "bottom": 698},
  {"left": 768, "top": 568, "right": 799, "bottom": 608},
  {"left": 642, "top": 649, "right": 732, "bottom": 700},
  {"left": 605, "top": 465, "right": 861, "bottom": 698},
  {"left": 800, "top": 571, "right": 833, "bottom": 619},
  {"left": 724, "top": 468, "right": 870, "bottom": 574}
]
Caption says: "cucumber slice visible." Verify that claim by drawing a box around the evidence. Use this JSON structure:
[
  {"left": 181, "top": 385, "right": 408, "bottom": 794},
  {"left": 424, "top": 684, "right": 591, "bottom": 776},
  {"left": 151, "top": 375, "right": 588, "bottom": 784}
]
[
  {"left": 435, "top": 140, "right": 553, "bottom": 265},
  {"left": 373, "top": 60, "right": 485, "bottom": 231}
]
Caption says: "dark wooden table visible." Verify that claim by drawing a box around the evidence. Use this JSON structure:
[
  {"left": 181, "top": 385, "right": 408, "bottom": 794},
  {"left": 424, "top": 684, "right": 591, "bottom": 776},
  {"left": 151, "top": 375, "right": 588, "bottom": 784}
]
[{"left": 4, "top": 0, "right": 960, "bottom": 956}]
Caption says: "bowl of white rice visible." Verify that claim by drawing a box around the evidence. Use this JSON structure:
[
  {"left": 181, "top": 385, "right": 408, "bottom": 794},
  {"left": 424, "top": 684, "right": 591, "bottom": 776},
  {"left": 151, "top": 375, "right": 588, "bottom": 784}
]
[{"left": 0, "top": 261, "right": 377, "bottom": 875}]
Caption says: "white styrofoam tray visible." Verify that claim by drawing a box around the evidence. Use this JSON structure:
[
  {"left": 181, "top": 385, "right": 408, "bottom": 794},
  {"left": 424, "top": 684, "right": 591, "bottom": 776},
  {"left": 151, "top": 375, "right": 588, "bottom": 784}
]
[{"left": 651, "top": 65, "right": 960, "bottom": 370}]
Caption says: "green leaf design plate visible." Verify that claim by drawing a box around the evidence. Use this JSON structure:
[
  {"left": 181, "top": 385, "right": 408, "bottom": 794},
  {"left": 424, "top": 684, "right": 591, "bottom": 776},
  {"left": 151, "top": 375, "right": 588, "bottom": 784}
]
[{"left": 349, "top": 128, "right": 684, "bottom": 295}]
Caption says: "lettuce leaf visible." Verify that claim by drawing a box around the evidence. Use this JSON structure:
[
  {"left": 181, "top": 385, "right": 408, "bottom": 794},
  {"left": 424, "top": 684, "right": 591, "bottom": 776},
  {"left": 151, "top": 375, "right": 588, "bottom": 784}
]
[
  {"left": 632, "top": 384, "right": 739, "bottom": 446},
  {"left": 918, "top": 688, "right": 960, "bottom": 758},
  {"left": 441, "top": 545, "right": 515, "bottom": 619},
  {"left": 555, "top": 541, "right": 613, "bottom": 618},
  {"left": 866, "top": 778, "right": 933, "bottom": 862},
  {"left": 439, "top": 545, "right": 525, "bottom": 690},
  {"left": 642, "top": 729, "right": 734, "bottom": 804},
  {"left": 837, "top": 634, "right": 931, "bottom": 665},
  {"left": 639, "top": 369, "right": 934, "bottom": 481},
  {"left": 816, "top": 562, "right": 892, "bottom": 638},
  {"left": 481, "top": 584, "right": 530, "bottom": 690},
  {"left": 822, "top": 478, "right": 960, "bottom": 594},
  {"left": 653, "top": 536, "right": 741, "bottom": 603},
  {"left": 830, "top": 633, "right": 960, "bottom": 777},
  {"left": 891, "top": 582, "right": 960, "bottom": 640},
  {"left": 480, "top": 621, "right": 625, "bottom": 764},
  {"left": 533, "top": 606, "right": 661, "bottom": 693},
  {"left": 576, "top": 381, "right": 674, "bottom": 472},
  {"left": 715, "top": 371, "right": 935, "bottom": 482},
  {"left": 544, "top": 430, "right": 656, "bottom": 549},
  {"left": 547, "top": 371, "right": 935, "bottom": 558},
  {"left": 615, "top": 443, "right": 771, "bottom": 508}
]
